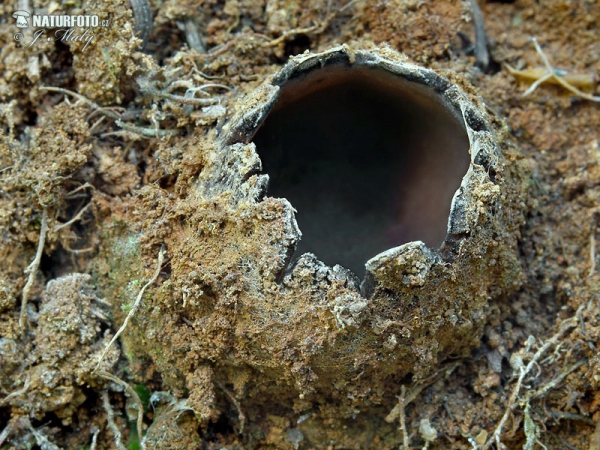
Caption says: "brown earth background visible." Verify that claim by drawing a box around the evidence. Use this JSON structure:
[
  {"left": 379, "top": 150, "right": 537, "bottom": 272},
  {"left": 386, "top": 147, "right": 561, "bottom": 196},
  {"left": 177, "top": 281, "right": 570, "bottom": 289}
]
[{"left": 1, "top": 0, "right": 600, "bottom": 449}]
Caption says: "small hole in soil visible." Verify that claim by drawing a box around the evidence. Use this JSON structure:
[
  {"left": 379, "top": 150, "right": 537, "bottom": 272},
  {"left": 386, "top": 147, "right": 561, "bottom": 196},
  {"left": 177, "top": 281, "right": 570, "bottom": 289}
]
[
  {"left": 43, "top": 40, "right": 75, "bottom": 88},
  {"left": 204, "top": 413, "right": 236, "bottom": 441},
  {"left": 0, "top": 407, "right": 10, "bottom": 428},
  {"left": 39, "top": 251, "right": 57, "bottom": 280},
  {"left": 284, "top": 34, "right": 311, "bottom": 58},
  {"left": 253, "top": 66, "right": 470, "bottom": 276},
  {"left": 157, "top": 173, "right": 178, "bottom": 191}
]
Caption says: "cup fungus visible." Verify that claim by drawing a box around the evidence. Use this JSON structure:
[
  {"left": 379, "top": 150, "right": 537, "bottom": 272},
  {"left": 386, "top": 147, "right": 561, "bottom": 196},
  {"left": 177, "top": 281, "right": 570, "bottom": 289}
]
[
  {"left": 218, "top": 46, "right": 518, "bottom": 289},
  {"left": 154, "top": 47, "right": 526, "bottom": 435},
  {"left": 253, "top": 65, "right": 470, "bottom": 276}
]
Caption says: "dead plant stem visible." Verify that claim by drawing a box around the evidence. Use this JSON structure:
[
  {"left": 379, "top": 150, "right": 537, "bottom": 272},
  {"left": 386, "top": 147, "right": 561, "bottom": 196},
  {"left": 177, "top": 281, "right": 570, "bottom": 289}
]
[
  {"left": 94, "top": 246, "right": 165, "bottom": 371},
  {"left": 19, "top": 209, "right": 48, "bottom": 332},
  {"left": 399, "top": 385, "right": 410, "bottom": 450},
  {"left": 524, "top": 38, "right": 600, "bottom": 102},
  {"left": 98, "top": 370, "right": 145, "bottom": 450},
  {"left": 54, "top": 202, "right": 92, "bottom": 232},
  {"left": 216, "top": 380, "right": 246, "bottom": 435}
]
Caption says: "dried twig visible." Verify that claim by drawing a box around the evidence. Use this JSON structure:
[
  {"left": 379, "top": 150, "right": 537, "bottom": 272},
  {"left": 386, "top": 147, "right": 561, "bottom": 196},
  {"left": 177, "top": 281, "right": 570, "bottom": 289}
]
[
  {"left": 65, "top": 182, "right": 94, "bottom": 198},
  {"left": 515, "top": 38, "right": 600, "bottom": 102},
  {"left": 152, "top": 91, "right": 219, "bottom": 106},
  {"left": 0, "top": 376, "right": 31, "bottom": 406},
  {"left": 260, "top": 23, "right": 321, "bottom": 48},
  {"left": 24, "top": 417, "right": 62, "bottom": 450},
  {"left": 520, "top": 71, "right": 553, "bottom": 97},
  {"left": 468, "top": 0, "right": 490, "bottom": 71},
  {"left": 189, "top": 66, "right": 226, "bottom": 80},
  {"left": 186, "top": 9, "right": 334, "bottom": 60},
  {"left": 138, "top": 79, "right": 220, "bottom": 105},
  {"left": 42, "top": 87, "right": 183, "bottom": 137},
  {"left": 187, "top": 83, "right": 232, "bottom": 94},
  {"left": 551, "top": 411, "right": 595, "bottom": 426},
  {"left": 339, "top": 0, "right": 363, "bottom": 13},
  {"left": 63, "top": 244, "right": 95, "bottom": 254},
  {"left": 0, "top": 419, "right": 14, "bottom": 446},
  {"left": 40, "top": 87, "right": 121, "bottom": 120},
  {"left": 54, "top": 202, "right": 92, "bottom": 232},
  {"left": 216, "top": 380, "right": 246, "bottom": 434},
  {"left": 531, "top": 358, "right": 587, "bottom": 400},
  {"left": 89, "top": 428, "right": 100, "bottom": 450},
  {"left": 385, "top": 363, "right": 459, "bottom": 448},
  {"left": 115, "top": 120, "right": 181, "bottom": 138},
  {"left": 88, "top": 115, "right": 107, "bottom": 133},
  {"left": 399, "top": 386, "right": 409, "bottom": 450},
  {"left": 95, "top": 246, "right": 165, "bottom": 371},
  {"left": 19, "top": 209, "right": 48, "bottom": 332}
]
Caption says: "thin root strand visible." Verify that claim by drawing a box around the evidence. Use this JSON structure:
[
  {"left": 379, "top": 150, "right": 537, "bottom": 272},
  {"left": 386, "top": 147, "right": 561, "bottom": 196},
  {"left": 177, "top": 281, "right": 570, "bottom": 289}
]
[
  {"left": 98, "top": 370, "right": 145, "bottom": 450},
  {"left": 94, "top": 246, "right": 165, "bottom": 371},
  {"left": 19, "top": 209, "right": 48, "bottom": 333}
]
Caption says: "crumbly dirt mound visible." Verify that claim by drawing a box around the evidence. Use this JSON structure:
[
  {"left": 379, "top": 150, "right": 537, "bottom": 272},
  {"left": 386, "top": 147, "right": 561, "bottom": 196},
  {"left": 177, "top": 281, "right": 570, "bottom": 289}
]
[{"left": 1, "top": 0, "right": 599, "bottom": 449}]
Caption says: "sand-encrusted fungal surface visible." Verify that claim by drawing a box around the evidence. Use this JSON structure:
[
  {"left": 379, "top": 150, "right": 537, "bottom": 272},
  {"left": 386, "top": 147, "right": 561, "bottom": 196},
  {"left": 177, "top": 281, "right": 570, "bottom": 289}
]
[{"left": 1, "top": 1, "right": 600, "bottom": 449}]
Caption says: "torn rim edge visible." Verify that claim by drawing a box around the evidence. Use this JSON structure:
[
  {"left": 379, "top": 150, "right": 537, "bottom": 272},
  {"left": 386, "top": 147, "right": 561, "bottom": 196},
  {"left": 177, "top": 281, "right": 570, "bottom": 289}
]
[{"left": 215, "top": 45, "right": 500, "bottom": 290}]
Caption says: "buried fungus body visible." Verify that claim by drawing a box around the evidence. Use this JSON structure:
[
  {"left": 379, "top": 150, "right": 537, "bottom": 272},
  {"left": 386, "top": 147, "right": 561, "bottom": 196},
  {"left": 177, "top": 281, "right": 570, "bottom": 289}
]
[
  {"left": 219, "top": 46, "right": 522, "bottom": 290},
  {"left": 196, "top": 46, "right": 526, "bottom": 366},
  {"left": 252, "top": 64, "right": 471, "bottom": 276},
  {"left": 210, "top": 45, "right": 526, "bottom": 358},
  {"left": 129, "top": 46, "right": 528, "bottom": 443}
]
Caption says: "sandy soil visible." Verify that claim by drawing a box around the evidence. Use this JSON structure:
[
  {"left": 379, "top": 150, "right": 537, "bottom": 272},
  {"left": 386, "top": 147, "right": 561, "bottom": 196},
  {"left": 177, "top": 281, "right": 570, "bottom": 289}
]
[{"left": 1, "top": 0, "right": 599, "bottom": 449}]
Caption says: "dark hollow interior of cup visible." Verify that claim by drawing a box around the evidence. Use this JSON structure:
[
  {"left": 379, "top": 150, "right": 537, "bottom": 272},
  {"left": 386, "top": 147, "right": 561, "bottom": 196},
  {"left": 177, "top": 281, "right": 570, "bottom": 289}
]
[{"left": 253, "top": 66, "right": 470, "bottom": 277}]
